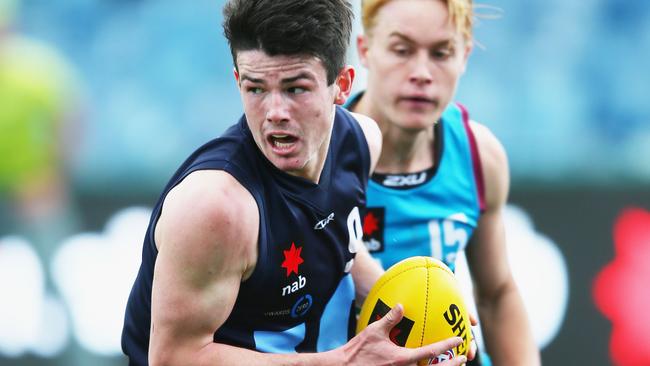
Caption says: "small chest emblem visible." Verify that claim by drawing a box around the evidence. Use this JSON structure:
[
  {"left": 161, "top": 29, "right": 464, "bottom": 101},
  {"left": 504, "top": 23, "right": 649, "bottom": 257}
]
[
  {"left": 383, "top": 172, "right": 427, "bottom": 187},
  {"left": 362, "top": 207, "right": 385, "bottom": 253},
  {"left": 281, "top": 242, "right": 304, "bottom": 277},
  {"left": 314, "top": 212, "right": 335, "bottom": 230},
  {"left": 281, "top": 243, "right": 308, "bottom": 298}
]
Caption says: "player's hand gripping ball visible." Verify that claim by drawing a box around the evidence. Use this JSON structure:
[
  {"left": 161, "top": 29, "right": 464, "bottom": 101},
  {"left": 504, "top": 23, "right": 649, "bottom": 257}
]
[{"left": 357, "top": 256, "right": 472, "bottom": 365}]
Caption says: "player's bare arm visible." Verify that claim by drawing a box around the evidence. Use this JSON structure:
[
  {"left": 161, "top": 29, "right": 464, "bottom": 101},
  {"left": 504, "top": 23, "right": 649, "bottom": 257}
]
[
  {"left": 149, "top": 170, "right": 258, "bottom": 365},
  {"left": 465, "top": 121, "right": 541, "bottom": 366}
]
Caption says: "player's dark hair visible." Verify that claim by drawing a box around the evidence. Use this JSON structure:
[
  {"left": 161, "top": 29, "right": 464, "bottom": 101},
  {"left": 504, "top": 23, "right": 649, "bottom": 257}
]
[{"left": 223, "top": 0, "right": 353, "bottom": 85}]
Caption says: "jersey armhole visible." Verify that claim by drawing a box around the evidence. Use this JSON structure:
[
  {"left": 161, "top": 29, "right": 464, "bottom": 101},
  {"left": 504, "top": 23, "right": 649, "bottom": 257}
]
[
  {"left": 456, "top": 102, "right": 486, "bottom": 213},
  {"left": 342, "top": 107, "right": 372, "bottom": 183},
  {"left": 149, "top": 160, "right": 268, "bottom": 293}
]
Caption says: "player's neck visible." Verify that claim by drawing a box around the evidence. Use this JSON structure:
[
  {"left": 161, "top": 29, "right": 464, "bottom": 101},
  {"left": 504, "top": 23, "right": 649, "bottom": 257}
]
[
  {"left": 375, "top": 124, "right": 434, "bottom": 174},
  {"left": 353, "top": 93, "right": 435, "bottom": 174}
]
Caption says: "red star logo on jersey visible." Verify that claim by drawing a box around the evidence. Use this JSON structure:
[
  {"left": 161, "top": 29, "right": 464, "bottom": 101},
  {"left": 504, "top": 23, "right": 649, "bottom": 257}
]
[
  {"left": 363, "top": 212, "right": 380, "bottom": 236},
  {"left": 281, "top": 242, "right": 304, "bottom": 277}
]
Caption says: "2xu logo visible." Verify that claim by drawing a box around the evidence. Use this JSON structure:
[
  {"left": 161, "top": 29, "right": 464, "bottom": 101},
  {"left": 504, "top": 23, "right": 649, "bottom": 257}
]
[{"left": 382, "top": 172, "right": 427, "bottom": 187}]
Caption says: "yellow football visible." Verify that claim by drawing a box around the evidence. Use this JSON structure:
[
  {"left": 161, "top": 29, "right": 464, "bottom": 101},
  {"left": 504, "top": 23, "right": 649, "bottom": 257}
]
[{"left": 357, "top": 256, "right": 472, "bottom": 364}]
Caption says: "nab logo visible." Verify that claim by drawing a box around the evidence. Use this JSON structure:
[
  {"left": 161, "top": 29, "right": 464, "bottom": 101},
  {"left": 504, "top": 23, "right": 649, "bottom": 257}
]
[
  {"left": 281, "top": 242, "right": 307, "bottom": 297},
  {"left": 383, "top": 172, "right": 427, "bottom": 187},
  {"left": 314, "top": 213, "right": 335, "bottom": 230},
  {"left": 282, "top": 275, "right": 306, "bottom": 296}
]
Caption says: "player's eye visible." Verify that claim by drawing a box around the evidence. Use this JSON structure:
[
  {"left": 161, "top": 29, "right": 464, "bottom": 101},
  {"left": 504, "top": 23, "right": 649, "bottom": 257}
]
[
  {"left": 247, "top": 87, "right": 264, "bottom": 94},
  {"left": 287, "top": 87, "right": 307, "bottom": 95},
  {"left": 432, "top": 47, "right": 454, "bottom": 60},
  {"left": 391, "top": 45, "right": 412, "bottom": 57}
]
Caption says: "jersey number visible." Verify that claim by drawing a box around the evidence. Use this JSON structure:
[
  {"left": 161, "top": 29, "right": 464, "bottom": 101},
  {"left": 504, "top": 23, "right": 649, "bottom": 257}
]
[{"left": 428, "top": 215, "right": 470, "bottom": 270}]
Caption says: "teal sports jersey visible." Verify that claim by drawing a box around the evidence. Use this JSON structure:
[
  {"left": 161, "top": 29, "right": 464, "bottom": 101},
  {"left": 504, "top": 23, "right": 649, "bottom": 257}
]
[{"left": 346, "top": 95, "right": 485, "bottom": 272}]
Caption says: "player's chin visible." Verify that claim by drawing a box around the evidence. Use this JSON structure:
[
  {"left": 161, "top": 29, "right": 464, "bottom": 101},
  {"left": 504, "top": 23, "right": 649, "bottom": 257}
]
[
  {"left": 400, "top": 118, "right": 437, "bottom": 131},
  {"left": 396, "top": 111, "right": 439, "bottom": 130},
  {"left": 270, "top": 156, "right": 308, "bottom": 175}
]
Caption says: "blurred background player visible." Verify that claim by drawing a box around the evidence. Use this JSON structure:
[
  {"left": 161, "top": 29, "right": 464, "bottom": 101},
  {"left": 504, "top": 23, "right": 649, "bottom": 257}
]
[
  {"left": 347, "top": 0, "right": 540, "bottom": 364},
  {"left": 121, "top": 0, "right": 468, "bottom": 365},
  {"left": 0, "top": 0, "right": 83, "bottom": 262}
]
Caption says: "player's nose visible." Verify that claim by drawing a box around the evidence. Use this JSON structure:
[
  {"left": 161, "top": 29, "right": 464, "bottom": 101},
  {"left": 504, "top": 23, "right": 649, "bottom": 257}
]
[
  {"left": 409, "top": 51, "right": 433, "bottom": 85},
  {"left": 265, "top": 91, "right": 290, "bottom": 124}
]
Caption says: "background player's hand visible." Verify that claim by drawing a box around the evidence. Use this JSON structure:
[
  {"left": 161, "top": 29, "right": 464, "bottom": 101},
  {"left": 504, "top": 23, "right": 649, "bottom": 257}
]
[
  {"left": 466, "top": 311, "right": 479, "bottom": 361},
  {"left": 341, "top": 304, "right": 468, "bottom": 366}
]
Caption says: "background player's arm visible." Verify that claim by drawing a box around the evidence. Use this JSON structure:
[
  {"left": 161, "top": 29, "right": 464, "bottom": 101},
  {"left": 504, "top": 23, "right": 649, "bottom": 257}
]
[
  {"left": 351, "top": 111, "right": 382, "bottom": 174},
  {"left": 351, "top": 240, "right": 384, "bottom": 304},
  {"left": 349, "top": 111, "right": 384, "bottom": 302},
  {"left": 149, "top": 170, "right": 464, "bottom": 366},
  {"left": 464, "top": 122, "right": 541, "bottom": 366}
]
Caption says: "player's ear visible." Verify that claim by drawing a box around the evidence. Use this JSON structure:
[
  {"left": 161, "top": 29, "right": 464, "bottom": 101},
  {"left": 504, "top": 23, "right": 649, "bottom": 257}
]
[
  {"left": 334, "top": 65, "right": 355, "bottom": 105},
  {"left": 460, "top": 41, "right": 473, "bottom": 75},
  {"left": 357, "top": 34, "right": 370, "bottom": 68},
  {"left": 233, "top": 67, "right": 241, "bottom": 89}
]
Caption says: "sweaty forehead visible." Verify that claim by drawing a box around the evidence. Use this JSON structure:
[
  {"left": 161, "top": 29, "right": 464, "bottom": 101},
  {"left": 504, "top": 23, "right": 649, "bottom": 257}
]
[{"left": 237, "top": 51, "right": 326, "bottom": 81}]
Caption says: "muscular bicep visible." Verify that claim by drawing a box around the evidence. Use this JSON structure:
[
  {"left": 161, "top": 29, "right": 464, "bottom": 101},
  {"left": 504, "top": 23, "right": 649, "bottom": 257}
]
[
  {"left": 150, "top": 170, "right": 259, "bottom": 364},
  {"left": 151, "top": 241, "right": 242, "bottom": 361}
]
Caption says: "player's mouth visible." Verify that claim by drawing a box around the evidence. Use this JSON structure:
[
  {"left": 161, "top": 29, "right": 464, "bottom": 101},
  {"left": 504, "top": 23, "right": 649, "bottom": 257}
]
[
  {"left": 398, "top": 96, "right": 437, "bottom": 109},
  {"left": 268, "top": 133, "right": 299, "bottom": 154}
]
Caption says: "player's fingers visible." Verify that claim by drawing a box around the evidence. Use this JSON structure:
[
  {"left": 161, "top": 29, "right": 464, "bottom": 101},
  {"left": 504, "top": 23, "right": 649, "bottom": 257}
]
[
  {"left": 436, "top": 354, "right": 468, "bottom": 366},
  {"left": 469, "top": 312, "right": 478, "bottom": 326},
  {"left": 468, "top": 340, "right": 477, "bottom": 361},
  {"left": 379, "top": 303, "right": 405, "bottom": 332},
  {"left": 467, "top": 329, "right": 477, "bottom": 361},
  {"left": 408, "top": 336, "right": 463, "bottom": 365}
]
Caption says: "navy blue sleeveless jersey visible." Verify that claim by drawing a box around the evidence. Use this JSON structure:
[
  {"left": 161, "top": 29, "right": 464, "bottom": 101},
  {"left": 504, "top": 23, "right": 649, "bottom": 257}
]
[{"left": 122, "top": 106, "right": 371, "bottom": 365}]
